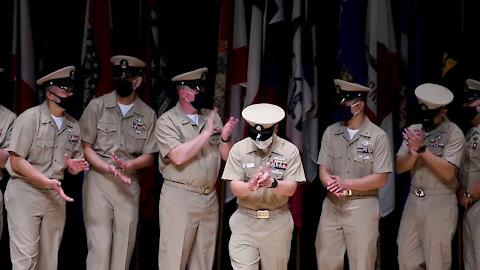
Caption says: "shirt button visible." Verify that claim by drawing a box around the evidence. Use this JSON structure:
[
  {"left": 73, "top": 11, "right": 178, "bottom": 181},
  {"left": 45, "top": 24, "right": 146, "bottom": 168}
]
[
  {"left": 347, "top": 170, "right": 349, "bottom": 174},
  {"left": 347, "top": 157, "right": 350, "bottom": 161}
]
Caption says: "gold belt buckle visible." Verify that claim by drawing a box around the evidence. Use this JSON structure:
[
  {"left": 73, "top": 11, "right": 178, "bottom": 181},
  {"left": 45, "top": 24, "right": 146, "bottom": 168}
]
[
  {"left": 256, "top": 210, "right": 270, "bottom": 219},
  {"left": 203, "top": 187, "right": 211, "bottom": 195}
]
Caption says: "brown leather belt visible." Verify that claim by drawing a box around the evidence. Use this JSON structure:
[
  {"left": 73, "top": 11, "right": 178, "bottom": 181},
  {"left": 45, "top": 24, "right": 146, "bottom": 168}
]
[
  {"left": 237, "top": 204, "right": 289, "bottom": 219},
  {"left": 164, "top": 180, "right": 214, "bottom": 195}
]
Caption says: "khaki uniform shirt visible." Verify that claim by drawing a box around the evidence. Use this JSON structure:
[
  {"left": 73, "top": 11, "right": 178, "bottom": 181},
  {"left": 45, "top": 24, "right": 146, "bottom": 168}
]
[
  {"left": 80, "top": 91, "right": 157, "bottom": 174},
  {"left": 460, "top": 124, "right": 480, "bottom": 194},
  {"left": 156, "top": 102, "right": 223, "bottom": 187},
  {"left": 317, "top": 117, "right": 393, "bottom": 181},
  {"left": 222, "top": 136, "right": 306, "bottom": 210},
  {"left": 0, "top": 105, "right": 16, "bottom": 180},
  {"left": 397, "top": 118, "right": 464, "bottom": 190},
  {"left": 6, "top": 102, "right": 82, "bottom": 182}
]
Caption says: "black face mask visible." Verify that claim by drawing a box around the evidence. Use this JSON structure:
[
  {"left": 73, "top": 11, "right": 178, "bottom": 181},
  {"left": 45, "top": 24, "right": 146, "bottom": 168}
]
[
  {"left": 189, "top": 92, "right": 206, "bottom": 110},
  {"left": 333, "top": 101, "right": 360, "bottom": 123},
  {"left": 417, "top": 105, "right": 442, "bottom": 132},
  {"left": 114, "top": 79, "right": 134, "bottom": 97},
  {"left": 463, "top": 106, "right": 479, "bottom": 122},
  {"left": 49, "top": 90, "right": 76, "bottom": 110}
]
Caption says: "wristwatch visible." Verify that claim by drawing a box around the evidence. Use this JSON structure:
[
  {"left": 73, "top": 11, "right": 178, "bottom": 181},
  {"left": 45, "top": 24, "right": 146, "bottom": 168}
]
[
  {"left": 416, "top": 145, "right": 426, "bottom": 153},
  {"left": 463, "top": 188, "right": 473, "bottom": 204},
  {"left": 269, "top": 178, "right": 278, "bottom": 189}
]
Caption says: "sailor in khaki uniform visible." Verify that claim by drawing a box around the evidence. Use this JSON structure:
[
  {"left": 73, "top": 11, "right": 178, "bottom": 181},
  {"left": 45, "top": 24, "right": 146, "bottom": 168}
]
[
  {"left": 315, "top": 79, "right": 393, "bottom": 270},
  {"left": 396, "top": 83, "right": 464, "bottom": 269},
  {"left": 222, "top": 103, "right": 305, "bottom": 270},
  {"left": 80, "top": 55, "right": 157, "bottom": 270},
  {"left": 156, "top": 67, "right": 238, "bottom": 270},
  {"left": 5, "top": 66, "right": 88, "bottom": 269},
  {"left": 459, "top": 78, "right": 480, "bottom": 270},
  {"left": 0, "top": 105, "right": 15, "bottom": 239}
]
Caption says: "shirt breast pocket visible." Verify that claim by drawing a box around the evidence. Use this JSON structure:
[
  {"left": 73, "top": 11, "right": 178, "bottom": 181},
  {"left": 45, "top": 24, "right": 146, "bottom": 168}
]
[
  {"left": 127, "top": 128, "right": 148, "bottom": 153},
  {"left": 353, "top": 154, "right": 373, "bottom": 175},
  {"left": 97, "top": 122, "right": 117, "bottom": 147},
  {"left": 327, "top": 152, "right": 343, "bottom": 175},
  {"left": 33, "top": 139, "right": 55, "bottom": 161}
]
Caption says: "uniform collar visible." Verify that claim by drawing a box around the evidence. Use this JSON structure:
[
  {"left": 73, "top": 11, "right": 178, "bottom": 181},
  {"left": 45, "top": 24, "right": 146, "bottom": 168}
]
[
  {"left": 173, "top": 102, "right": 208, "bottom": 127},
  {"left": 40, "top": 101, "right": 74, "bottom": 133},
  {"left": 424, "top": 117, "right": 450, "bottom": 135},
  {"left": 105, "top": 91, "right": 144, "bottom": 118},
  {"left": 334, "top": 117, "right": 373, "bottom": 139}
]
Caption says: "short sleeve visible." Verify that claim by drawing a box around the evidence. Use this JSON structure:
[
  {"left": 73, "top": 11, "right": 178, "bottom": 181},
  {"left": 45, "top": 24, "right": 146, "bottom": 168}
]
[
  {"left": 221, "top": 144, "right": 246, "bottom": 181},
  {"left": 8, "top": 112, "right": 36, "bottom": 158},
  {"left": 79, "top": 99, "right": 99, "bottom": 145},
  {"left": 155, "top": 115, "right": 181, "bottom": 158}
]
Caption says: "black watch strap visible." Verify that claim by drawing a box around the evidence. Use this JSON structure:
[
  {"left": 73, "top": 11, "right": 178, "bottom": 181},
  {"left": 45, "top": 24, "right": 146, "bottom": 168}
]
[
  {"left": 417, "top": 145, "right": 426, "bottom": 153},
  {"left": 269, "top": 178, "right": 278, "bottom": 189}
]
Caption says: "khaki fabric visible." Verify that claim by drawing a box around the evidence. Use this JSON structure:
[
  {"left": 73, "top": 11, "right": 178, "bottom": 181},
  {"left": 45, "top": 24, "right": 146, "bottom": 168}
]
[
  {"left": 155, "top": 101, "right": 223, "bottom": 270},
  {"left": 0, "top": 105, "right": 16, "bottom": 180},
  {"left": 459, "top": 124, "right": 480, "bottom": 269},
  {"left": 228, "top": 209, "right": 294, "bottom": 270},
  {"left": 158, "top": 183, "right": 218, "bottom": 270},
  {"left": 397, "top": 193, "right": 457, "bottom": 269},
  {"left": 463, "top": 202, "right": 480, "bottom": 270},
  {"left": 156, "top": 102, "right": 223, "bottom": 187},
  {"left": 397, "top": 119, "right": 465, "bottom": 190},
  {"left": 460, "top": 125, "right": 480, "bottom": 190},
  {"left": 315, "top": 117, "right": 392, "bottom": 270},
  {"left": 396, "top": 118, "right": 464, "bottom": 269},
  {"left": 6, "top": 102, "right": 83, "bottom": 181},
  {"left": 83, "top": 169, "right": 140, "bottom": 270},
  {"left": 0, "top": 105, "right": 16, "bottom": 239},
  {"left": 315, "top": 197, "right": 379, "bottom": 270},
  {"left": 80, "top": 91, "right": 157, "bottom": 270},
  {"left": 222, "top": 136, "right": 306, "bottom": 210},
  {"left": 317, "top": 117, "right": 393, "bottom": 178},
  {"left": 4, "top": 102, "right": 82, "bottom": 270},
  {"left": 222, "top": 135, "right": 304, "bottom": 269}
]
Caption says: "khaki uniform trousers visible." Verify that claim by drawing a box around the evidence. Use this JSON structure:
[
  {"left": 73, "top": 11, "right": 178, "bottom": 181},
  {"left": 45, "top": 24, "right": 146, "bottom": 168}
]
[
  {"left": 83, "top": 169, "right": 140, "bottom": 270},
  {"left": 158, "top": 182, "right": 218, "bottom": 270},
  {"left": 5, "top": 178, "right": 66, "bottom": 270},
  {"left": 463, "top": 201, "right": 480, "bottom": 270},
  {"left": 397, "top": 192, "right": 457, "bottom": 270},
  {"left": 228, "top": 206, "right": 294, "bottom": 270},
  {"left": 315, "top": 196, "right": 379, "bottom": 270}
]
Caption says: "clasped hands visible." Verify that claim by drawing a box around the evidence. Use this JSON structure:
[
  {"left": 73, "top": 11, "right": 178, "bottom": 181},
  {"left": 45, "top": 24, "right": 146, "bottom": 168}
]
[
  {"left": 326, "top": 175, "right": 351, "bottom": 197},
  {"left": 403, "top": 128, "right": 425, "bottom": 156},
  {"left": 248, "top": 163, "right": 275, "bottom": 191}
]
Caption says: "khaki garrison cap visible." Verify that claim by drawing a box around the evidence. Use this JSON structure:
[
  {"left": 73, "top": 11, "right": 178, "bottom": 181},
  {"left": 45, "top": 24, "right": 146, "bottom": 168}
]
[
  {"left": 36, "top": 66, "right": 75, "bottom": 86},
  {"left": 415, "top": 83, "right": 453, "bottom": 109}
]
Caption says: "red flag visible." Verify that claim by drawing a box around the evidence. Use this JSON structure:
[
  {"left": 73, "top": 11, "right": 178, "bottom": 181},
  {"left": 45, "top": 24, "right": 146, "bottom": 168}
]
[
  {"left": 11, "top": 0, "right": 36, "bottom": 114},
  {"left": 81, "top": 0, "right": 113, "bottom": 106}
]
